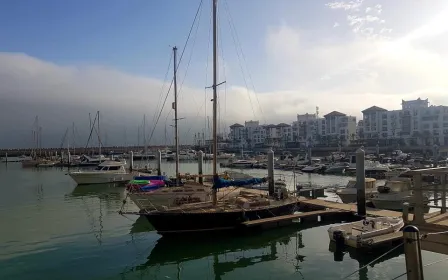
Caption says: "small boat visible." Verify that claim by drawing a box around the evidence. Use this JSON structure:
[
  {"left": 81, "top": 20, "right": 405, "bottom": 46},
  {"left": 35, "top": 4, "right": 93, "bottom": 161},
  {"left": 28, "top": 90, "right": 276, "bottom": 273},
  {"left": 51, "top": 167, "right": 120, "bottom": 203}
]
[
  {"left": 336, "top": 178, "right": 377, "bottom": 203},
  {"left": 177, "top": 149, "right": 197, "bottom": 160},
  {"left": 69, "top": 160, "right": 134, "bottom": 185},
  {"left": 325, "top": 162, "right": 350, "bottom": 175},
  {"left": 371, "top": 178, "right": 429, "bottom": 210},
  {"left": 230, "top": 160, "right": 257, "bottom": 169},
  {"left": 328, "top": 217, "right": 404, "bottom": 248},
  {"left": 301, "top": 164, "right": 324, "bottom": 173}
]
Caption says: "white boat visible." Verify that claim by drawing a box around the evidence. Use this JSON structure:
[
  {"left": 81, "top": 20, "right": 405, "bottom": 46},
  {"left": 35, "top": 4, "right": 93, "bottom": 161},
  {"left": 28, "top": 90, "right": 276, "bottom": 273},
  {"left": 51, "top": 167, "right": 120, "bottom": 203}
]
[
  {"left": 384, "top": 167, "right": 411, "bottom": 180},
  {"left": 69, "top": 161, "right": 134, "bottom": 185},
  {"left": 328, "top": 217, "right": 404, "bottom": 248},
  {"left": 336, "top": 178, "right": 377, "bottom": 203},
  {"left": 371, "top": 178, "right": 429, "bottom": 210},
  {"left": 216, "top": 153, "right": 235, "bottom": 160},
  {"left": 230, "top": 159, "right": 257, "bottom": 168},
  {"left": 301, "top": 164, "right": 324, "bottom": 173},
  {"left": 177, "top": 149, "right": 197, "bottom": 160}
]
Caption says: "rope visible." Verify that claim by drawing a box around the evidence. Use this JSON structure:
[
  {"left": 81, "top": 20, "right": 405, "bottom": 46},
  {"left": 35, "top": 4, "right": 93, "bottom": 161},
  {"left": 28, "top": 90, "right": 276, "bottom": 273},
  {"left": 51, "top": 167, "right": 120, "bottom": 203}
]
[
  {"left": 341, "top": 242, "right": 404, "bottom": 279},
  {"left": 390, "top": 257, "right": 448, "bottom": 280},
  {"left": 147, "top": 0, "right": 204, "bottom": 145}
]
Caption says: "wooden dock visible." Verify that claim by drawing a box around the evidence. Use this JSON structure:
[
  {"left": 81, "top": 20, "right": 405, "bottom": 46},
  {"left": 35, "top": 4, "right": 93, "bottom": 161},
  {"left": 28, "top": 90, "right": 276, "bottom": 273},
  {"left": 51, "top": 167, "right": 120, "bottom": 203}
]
[{"left": 242, "top": 209, "right": 351, "bottom": 229}]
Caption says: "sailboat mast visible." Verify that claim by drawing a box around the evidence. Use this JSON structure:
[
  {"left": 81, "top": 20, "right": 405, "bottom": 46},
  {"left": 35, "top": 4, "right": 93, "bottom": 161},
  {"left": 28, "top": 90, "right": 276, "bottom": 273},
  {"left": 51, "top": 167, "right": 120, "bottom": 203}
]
[
  {"left": 212, "top": 0, "right": 218, "bottom": 204},
  {"left": 143, "top": 114, "right": 147, "bottom": 155},
  {"left": 97, "top": 111, "right": 101, "bottom": 159},
  {"left": 173, "top": 46, "right": 180, "bottom": 185}
]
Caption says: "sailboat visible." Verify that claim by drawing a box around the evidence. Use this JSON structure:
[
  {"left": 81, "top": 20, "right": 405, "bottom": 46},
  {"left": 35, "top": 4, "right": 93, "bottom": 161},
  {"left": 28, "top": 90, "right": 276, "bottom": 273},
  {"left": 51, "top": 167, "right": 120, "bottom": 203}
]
[{"left": 140, "top": 0, "right": 299, "bottom": 235}]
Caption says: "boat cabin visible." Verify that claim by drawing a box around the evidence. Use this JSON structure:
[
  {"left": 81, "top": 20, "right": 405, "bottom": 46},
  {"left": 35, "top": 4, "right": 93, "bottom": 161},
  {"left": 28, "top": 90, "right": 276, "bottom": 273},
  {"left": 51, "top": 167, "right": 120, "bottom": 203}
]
[
  {"left": 346, "top": 178, "right": 376, "bottom": 189},
  {"left": 94, "top": 161, "right": 126, "bottom": 172}
]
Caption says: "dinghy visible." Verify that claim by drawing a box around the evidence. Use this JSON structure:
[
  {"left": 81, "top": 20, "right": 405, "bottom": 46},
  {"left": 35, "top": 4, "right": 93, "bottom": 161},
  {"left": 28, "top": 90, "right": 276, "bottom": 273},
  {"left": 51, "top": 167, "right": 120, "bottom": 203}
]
[{"left": 327, "top": 217, "right": 404, "bottom": 248}]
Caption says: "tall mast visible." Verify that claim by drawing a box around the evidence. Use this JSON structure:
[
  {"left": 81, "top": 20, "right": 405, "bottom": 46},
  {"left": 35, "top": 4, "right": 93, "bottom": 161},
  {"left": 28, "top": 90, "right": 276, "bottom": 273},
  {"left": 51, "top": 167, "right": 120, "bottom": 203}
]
[
  {"left": 143, "top": 114, "right": 147, "bottom": 155},
  {"left": 97, "top": 111, "right": 101, "bottom": 159},
  {"left": 212, "top": 0, "right": 218, "bottom": 204},
  {"left": 173, "top": 46, "right": 180, "bottom": 185},
  {"left": 72, "top": 122, "right": 76, "bottom": 155}
]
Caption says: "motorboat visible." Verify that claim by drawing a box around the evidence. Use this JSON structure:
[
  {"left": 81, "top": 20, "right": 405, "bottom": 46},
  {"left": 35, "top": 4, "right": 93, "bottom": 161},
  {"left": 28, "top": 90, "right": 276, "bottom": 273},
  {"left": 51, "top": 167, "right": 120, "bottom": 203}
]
[
  {"left": 69, "top": 160, "right": 134, "bottom": 185},
  {"left": 78, "top": 155, "right": 110, "bottom": 166},
  {"left": 177, "top": 149, "right": 197, "bottom": 160},
  {"left": 216, "top": 152, "right": 235, "bottom": 160},
  {"left": 371, "top": 178, "right": 429, "bottom": 210},
  {"left": 301, "top": 164, "right": 324, "bottom": 173},
  {"left": 384, "top": 167, "right": 411, "bottom": 180},
  {"left": 335, "top": 178, "right": 377, "bottom": 203},
  {"left": 229, "top": 159, "right": 257, "bottom": 169},
  {"left": 325, "top": 162, "right": 350, "bottom": 175},
  {"left": 328, "top": 217, "right": 404, "bottom": 248}
]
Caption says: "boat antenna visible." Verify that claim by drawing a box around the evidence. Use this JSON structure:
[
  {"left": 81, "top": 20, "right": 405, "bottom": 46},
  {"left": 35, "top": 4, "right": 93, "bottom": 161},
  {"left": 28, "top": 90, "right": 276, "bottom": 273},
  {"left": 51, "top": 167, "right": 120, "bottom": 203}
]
[{"left": 173, "top": 46, "right": 180, "bottom": 186}]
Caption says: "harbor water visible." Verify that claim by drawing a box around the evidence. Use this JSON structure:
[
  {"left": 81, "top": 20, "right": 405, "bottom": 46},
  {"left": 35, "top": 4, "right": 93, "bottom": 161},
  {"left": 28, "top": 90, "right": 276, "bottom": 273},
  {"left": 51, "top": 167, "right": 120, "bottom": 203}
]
[{"left": 0, "top": 160, "right": 446, "bottom": 280}]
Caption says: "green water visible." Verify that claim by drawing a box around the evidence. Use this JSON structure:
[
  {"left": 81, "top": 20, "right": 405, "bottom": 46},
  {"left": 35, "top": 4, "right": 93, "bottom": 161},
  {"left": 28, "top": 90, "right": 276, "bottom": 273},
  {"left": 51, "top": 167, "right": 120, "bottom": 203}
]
[{"left": 0, "top": 161, "right": 446, "bottom": 280}]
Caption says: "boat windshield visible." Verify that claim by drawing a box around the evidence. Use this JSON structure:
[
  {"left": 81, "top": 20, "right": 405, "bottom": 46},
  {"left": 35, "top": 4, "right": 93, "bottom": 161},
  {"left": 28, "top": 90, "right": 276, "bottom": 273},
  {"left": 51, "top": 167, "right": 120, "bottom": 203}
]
[
  {"left": 95, "top": 166, "right": 106, "bottom": 171},
  {"left": 384, "top": 181, "right": 408, "bottom": 192}
]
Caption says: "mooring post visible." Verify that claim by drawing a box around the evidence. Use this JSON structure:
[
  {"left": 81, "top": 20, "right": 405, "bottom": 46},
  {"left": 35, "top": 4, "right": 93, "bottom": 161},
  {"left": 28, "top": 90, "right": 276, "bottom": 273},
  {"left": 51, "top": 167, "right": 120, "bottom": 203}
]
[
  {"left": 129, "top": 151, "right": 134, "bottom": 172},
  {"left": 403, "top": 225, "right": 424, "bottom": 280},
  {"left": 413, "top": 174, "right": 425, "bottom": 224},
  {"left": 268, "top": 149, "right": 275, "bottom": 196},
  {"left": 67, "top": 151, "right": 71, "bottom": 167},
  {"left": 441, "top": 174, "right": 446, "bottom": 214},
  {"left": 5, "top": 153, "right": 7, "bottom": 164},
  {"left": 403, "top": 202, "right": 410, "bottom": 223},
  {"left": 157, "top": 150, "right": 162, "bottom": 176},
  {"left": 198, "top": 150, "right": 204, "bottom": 184},
  {"left": 356, "top": 147, "right": 366, "bottom": 217}
]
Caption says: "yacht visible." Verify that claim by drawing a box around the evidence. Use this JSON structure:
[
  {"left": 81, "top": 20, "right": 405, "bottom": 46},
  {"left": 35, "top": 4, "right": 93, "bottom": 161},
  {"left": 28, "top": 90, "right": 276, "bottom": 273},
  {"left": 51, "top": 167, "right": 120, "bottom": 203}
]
[
  {"left": 384, "top": 167, "right": 411, "bottom": 180},
  {"left": 370, "top": 178, "right": 429, "bottom": 210},
  {"left": 336, "top": 178, "right": 377, "bottom": 203},
  {"left": 69, "top": 160, "right": 134, "bottom": 185},
  {"left": 78, "top": 155, "right": 109, "bottom": 166}
]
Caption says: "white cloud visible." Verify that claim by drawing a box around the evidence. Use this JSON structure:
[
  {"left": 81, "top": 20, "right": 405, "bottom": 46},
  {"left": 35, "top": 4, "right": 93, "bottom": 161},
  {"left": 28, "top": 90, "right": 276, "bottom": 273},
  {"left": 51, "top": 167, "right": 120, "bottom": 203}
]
[
  {"left": 333, "top": 22, "right": 340, "bottom": 28},
  {"left": 264, "top": 22, "right": 448, "bottom": 120},
  {"left": 326, "top": 1, "right": 391, "bottom": 38},
  {"left": 326, "top": 0, "right": 364, "bottom": 11}
]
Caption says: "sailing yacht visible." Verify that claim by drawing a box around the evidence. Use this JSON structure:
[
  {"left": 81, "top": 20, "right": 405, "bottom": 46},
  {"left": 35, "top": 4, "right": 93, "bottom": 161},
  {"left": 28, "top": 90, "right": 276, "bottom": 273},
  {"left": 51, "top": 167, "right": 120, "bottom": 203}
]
[{"left": 140, "top": 0, "right": 298, "bottom": 235}]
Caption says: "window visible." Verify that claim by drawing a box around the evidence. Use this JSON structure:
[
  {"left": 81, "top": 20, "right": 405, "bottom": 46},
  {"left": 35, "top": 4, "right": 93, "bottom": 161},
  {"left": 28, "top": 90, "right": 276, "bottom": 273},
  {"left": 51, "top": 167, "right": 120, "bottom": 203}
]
[{"left": 108, "top": 166, "right": 121, "bottom": 171}]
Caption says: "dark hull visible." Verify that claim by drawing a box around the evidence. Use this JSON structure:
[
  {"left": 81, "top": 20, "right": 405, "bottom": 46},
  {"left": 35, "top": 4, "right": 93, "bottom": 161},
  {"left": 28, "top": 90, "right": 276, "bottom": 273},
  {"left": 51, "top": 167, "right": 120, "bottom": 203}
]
[{"left": 143, "top": 202, "right": 298, "bottom": 235}]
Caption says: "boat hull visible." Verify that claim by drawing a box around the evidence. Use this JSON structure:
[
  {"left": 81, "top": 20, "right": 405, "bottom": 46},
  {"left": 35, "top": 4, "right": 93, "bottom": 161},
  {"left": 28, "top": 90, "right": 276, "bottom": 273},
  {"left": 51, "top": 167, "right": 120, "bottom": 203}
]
[
  {"left": 142, "top": 200, "right": 298, "bottom": 235},
  {"left": 69, "top": 172, "right": 134, "bottom": 185},
  {"left": 336, "top": 189, "right": 377, "bottom": 204}
]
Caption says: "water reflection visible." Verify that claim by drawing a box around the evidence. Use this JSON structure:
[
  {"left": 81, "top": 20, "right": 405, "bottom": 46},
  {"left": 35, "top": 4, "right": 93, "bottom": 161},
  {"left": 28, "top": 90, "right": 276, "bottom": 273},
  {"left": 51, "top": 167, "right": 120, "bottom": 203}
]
[
  {"left": 329, "top": 241, "right": 404, "bottom": 280},
  {"left": 130, "top": 216, "right": 154, "bottom": 234}
]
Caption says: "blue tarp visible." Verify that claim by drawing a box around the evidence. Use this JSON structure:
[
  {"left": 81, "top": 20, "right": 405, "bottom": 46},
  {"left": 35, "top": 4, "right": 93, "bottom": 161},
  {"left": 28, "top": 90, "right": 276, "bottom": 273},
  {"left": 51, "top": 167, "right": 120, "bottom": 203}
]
[{"left": 213, "top": 176, "right": 266, "bottom": 189}]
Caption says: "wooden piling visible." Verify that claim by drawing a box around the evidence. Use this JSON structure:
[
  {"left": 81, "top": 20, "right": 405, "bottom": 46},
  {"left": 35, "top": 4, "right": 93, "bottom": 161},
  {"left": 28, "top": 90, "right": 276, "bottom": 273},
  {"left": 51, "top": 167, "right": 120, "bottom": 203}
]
[
  {"left": 356, "top": 147, "right": 366, "bottom": 217},
  {"left": 157, "top": 150, "right": 162, "bottom": 176},
  {"left": 129, "top": 151, "right": 134, "bottom": 172},
  {"left": 267, "top": 149, "right": 274, "bottom": 196},
  {"left": 403, "top": 225, "right": 424, "bottom": 280},
  {"left": 198, "top": 150, "right": 204, "bottom": 184}
]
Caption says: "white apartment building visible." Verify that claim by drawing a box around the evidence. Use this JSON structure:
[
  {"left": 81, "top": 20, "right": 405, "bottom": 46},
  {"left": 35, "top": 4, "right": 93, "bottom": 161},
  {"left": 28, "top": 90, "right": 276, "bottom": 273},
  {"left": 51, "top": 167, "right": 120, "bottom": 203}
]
[
  {"left": 229, "top": 123, "right": 246, "bottom": 148},
  {"left": 295, "top": 113, "right": 325, "bottom": 144},
  {"left": 362, "top": 98, "right": 448, "bottom": 146},
  {"left": 323, "top": 111, "right": 357, "bottom": 146}
]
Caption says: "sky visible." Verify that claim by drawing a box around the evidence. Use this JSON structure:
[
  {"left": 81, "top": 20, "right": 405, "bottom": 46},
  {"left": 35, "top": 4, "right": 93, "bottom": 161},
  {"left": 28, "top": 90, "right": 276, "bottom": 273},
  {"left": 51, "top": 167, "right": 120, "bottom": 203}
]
[{"left": 1, "top": 0, "right": 448, "bottom": 148}]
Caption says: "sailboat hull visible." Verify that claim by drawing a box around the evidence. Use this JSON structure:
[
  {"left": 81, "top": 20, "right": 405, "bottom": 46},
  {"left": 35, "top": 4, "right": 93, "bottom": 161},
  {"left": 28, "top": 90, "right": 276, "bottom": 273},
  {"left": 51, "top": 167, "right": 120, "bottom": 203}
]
[{"left": 143, "top": 201, "right": 298, "bottom": 235}]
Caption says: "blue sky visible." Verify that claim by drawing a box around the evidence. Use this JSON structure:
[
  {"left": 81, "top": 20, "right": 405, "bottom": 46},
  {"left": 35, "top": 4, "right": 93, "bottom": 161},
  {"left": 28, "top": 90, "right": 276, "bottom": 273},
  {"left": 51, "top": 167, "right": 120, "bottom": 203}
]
[{"left": 1, "top": 0, "right": 448, "bottom": 147}]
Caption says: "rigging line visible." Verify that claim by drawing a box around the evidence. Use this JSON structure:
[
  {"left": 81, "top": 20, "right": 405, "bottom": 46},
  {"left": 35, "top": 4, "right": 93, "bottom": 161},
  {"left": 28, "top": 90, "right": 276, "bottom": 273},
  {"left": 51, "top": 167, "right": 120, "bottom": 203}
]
[
  {"left": 222, "top": 0, "right": 256, "bottom": 119},
  {"left": 152, "top": 52, "right": 173, "bottom": 127},
  {"left": 204, "top": 1, "right": 212, "bottom": 143},
  {"left": 178, "top": 0, "right": 203, "bottom": 103},
  {"left": 147, "top": 0, "right": 204, "bottom": 145},
  {"left": 218, "top": 6, "right": 227, "bottom": 137},
  {"left": 341, "top": 242, "right": 404, "bottom": 280},
  {"left": 223, "top": 0, "right": 266, "bottom": 123},
  {"left": 390, "top": 257, "right": 448, "bottom": 280}
]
